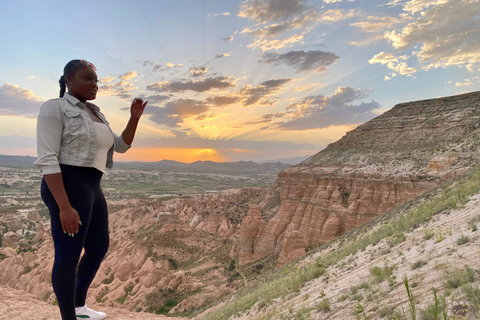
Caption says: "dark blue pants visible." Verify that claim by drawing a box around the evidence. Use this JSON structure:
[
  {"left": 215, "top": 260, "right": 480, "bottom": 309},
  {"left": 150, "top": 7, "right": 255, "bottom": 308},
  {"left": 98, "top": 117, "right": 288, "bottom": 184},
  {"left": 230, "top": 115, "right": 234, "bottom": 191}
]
[{"left": 41, "top": 164, "right": 109, "bottom": 320}]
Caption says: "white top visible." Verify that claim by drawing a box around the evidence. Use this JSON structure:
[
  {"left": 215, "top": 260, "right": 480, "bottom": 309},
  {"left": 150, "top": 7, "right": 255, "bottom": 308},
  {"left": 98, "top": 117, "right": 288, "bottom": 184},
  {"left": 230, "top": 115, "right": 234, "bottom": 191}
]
[{"left": 92, "top": 122, "right": 114, "bottom": 173}]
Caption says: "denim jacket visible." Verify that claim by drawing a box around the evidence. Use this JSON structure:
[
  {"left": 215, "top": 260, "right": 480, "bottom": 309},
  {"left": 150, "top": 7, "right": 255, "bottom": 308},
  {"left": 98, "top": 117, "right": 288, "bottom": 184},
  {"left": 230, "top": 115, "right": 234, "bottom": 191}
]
[{"left": 34, "top": 93, "right": 130, "bottom": 175}]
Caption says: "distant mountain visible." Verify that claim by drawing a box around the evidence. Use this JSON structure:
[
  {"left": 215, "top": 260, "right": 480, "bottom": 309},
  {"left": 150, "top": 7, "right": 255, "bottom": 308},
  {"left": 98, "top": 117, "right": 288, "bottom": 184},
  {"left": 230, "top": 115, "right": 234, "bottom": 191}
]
[
  {"left": 113, "top": 159, "right": 291, "bottom": 174},
  {"left": 0, "top": 155, "right": 292, "bottom": 174},
  {"left": 0, "top": 155, "right": 36, "bottom": 168},
  {"left": 256, "top": 155, "right": 311, "bottom": 165}
]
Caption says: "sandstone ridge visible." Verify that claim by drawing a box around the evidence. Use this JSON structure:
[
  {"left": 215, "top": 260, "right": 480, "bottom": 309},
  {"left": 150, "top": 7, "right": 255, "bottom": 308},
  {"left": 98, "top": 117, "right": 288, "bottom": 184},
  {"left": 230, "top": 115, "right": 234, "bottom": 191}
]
[{"left": 239, "top": 91, "right": 480, "bottom": 266}]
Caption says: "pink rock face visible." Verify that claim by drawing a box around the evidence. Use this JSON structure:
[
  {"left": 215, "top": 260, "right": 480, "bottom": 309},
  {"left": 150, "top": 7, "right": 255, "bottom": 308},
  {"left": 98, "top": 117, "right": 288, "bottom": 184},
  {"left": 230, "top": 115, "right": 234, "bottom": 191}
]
[
  {"left": 242, "top": 172, "right": 436, "bottom": 266},
  {"left": 276, "top": 230, "right": 307, "bottom": 266},
  {"left": 239, "top": 91, "right": 480, "bottom": 267},
  {"left": 238, "top": 204, "right": 267, "bottom": 265}
]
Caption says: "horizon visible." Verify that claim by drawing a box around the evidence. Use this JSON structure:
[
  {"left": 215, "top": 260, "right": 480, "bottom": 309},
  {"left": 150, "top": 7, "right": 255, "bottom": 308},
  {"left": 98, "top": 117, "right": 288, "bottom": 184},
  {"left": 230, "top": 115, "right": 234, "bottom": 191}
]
[
  {"left": 0, "top": 152, "right": 310, "bottom": 165},
  {"left": 1, "top": 0, "right": 479, "bottom": 163}
]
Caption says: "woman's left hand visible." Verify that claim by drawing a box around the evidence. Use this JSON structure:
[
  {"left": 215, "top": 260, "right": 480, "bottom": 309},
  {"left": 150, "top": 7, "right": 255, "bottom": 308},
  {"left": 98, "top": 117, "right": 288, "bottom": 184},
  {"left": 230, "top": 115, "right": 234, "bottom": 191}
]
[{"left": 131, "top": 98, "right": 147, "bottom": 120}]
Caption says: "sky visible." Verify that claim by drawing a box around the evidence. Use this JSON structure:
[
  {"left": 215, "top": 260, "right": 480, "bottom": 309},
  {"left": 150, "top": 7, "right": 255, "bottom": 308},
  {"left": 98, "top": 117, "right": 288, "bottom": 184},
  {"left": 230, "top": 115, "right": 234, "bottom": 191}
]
[{"left": 0, "top": 0, "right": 479, "bottom": 163}]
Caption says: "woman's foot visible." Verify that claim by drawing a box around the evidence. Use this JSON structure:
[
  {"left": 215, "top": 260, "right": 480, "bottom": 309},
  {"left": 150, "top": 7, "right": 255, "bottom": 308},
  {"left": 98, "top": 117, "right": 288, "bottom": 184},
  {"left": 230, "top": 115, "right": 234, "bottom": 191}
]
[{"left": 75, "top": 305, "right": 107, "bottom": 319}]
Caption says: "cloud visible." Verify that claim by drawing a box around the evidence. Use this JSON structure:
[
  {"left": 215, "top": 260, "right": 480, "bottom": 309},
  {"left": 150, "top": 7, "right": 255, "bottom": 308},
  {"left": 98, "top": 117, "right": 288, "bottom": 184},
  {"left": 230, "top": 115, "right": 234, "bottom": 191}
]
[
  {"left": 384, "top": 0, "right": 480, "bottom": 71},
  {"left": 215, "top": 53, "right": 231, "bottom": 58},
  {"left": 207, "top": 95, "right": 242, "bottom": 106},
  {"left": 189, "top": 66, "right": 208, "bottom": 77},
  {"left": 324, "top": 0, "right": 356, "bottom": 3},
  {"left": 247, "top": 34, "right": 305, "bottom": 51},
  {"left": 401, "top": 0, "right": 449, "bottom": 14},
  {"left": 239, "top": 78, "right": 292, "bottom": 106},
  {"left": 294, "top": 83, "right": 320, "bottom": 91},
  {"left": 100, "top": 76, "right": 115, "bottom": 83},
  {"left": 145, "top": 94, "right": 172, "bottom": 103},
  {"left": 118, "top": 71, "right": 138, "bottom": 80},
  {"left": 239, "top": 11, "right": 317, "bottom": 38},
  {"left": 99, "top": 77, "right": 138, "bottom": 100},
  {"left": 455, "top": 76, "right": 480, "bottom": 87},
  {"left": 319, "top": 9, "right": 359, "bottom": 23},
  {"left": 369, "top": 52, "right": 417, "bottom": 76},
  {"left": 147, "top": 76, "right": 237, "bottom": 93},
  {"left": 238, "top": 0, "right": 313, "bottom": 24},
  {"left": 0, "top": 83, "right": 43, "bottom": 118},
  {"left": 146, "top": 99, "right": 211, "bottom": 127},
  {"left": 222, "top": 35, "right": 234, "bottom": 42},
  {"left": 273, "top": 86, "right": 380, "bottom": 130},
  {"left": 208, "top": 12, "right": 231, "bottom": 16},
  {"left": 143, "top": 61, "right": 164, "bottom": 72},
  {"left": 350, "top": 15, "right": 404, "bottom": 33},
  {"left": 166, "top": 62, "right": 182, "bottom": 69},
  {"left": 237, "top": 0, "right": 319, "bottom": 50},
  {"left": 205, "top": 78, "right": 293, "bottom": 107},
  {"left": 260, "top": 50, "right": 339, "bottom": 72}
]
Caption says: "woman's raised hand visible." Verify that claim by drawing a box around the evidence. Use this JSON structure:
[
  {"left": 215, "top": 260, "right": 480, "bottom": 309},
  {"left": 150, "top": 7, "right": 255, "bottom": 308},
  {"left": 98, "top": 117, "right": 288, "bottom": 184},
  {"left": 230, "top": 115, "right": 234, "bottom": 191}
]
[{"left": 131, "top": 98, "right": 147, "bottom": 120}]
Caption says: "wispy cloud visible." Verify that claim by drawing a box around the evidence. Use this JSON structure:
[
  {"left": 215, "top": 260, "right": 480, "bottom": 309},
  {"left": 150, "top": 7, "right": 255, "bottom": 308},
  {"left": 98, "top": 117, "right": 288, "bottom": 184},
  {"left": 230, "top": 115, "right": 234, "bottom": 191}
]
[
  {"left": 205, "top": 78, "right": 293, "bottom": 107},
  {"left": 208, "top": 12, "right": 231, "bottom": 17},
  {"left": 319, "top": 9, "right": 358, "bottom": 23},
  {"left": 222, "top": 35, "right": 234, "bottom": 42},
  {"left": 239, "top": 78, "right": 293, "bottom": 106},
  {"left": 267, "top": 86, "right": 380, "bottom": 130},
  {"left": 147, "top": 76, "right": 237, "bottom": 93},
  {"left": 99, "top": 71, "right": 139, "bottom": 100},
  {"left": 237, "top": 0, "right": 319, "bottom": 51},
  {"left": 118, "top": 71, "right": 138, "bottom": 80},
  {"left": 247, "top": 34, "right": 305, "bottom": 51},
  {"left": 369, "top": 52, "right": 416, "bottom": 77},
  {"left": 146, "top": 99, "right": 211, "bottom": 127},
  {"left": 238, "top": 0, "right": 314, "bottom": 24},
  {"left": 0, "top": 83, "right": 43, "bottom": 118},
  {"left": 350, "top": 15, "right": 404, "bottom": 33},
  {"left": 189, "top": 66, "right": 208, "bottom": 77},
  {"left": 215, "top": 53, "right": 231, "bottom": 58},
  {"left": 260, "top": 50, "right": 339, "bottom": 72}
]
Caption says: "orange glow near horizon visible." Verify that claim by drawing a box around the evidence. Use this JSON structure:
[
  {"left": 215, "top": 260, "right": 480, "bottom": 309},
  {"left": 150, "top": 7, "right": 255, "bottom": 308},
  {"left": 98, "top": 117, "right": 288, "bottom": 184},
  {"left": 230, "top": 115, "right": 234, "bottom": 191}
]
[{"left": 113, "top": 147, "right": 230, "bottom": 163}]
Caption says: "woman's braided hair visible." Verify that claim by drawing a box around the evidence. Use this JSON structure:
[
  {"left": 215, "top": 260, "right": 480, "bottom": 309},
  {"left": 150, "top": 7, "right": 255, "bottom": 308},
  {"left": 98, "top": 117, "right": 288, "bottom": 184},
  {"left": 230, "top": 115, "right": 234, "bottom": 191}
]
[{"left": 59, "top": 60, "right": 85, "bottom": 98}]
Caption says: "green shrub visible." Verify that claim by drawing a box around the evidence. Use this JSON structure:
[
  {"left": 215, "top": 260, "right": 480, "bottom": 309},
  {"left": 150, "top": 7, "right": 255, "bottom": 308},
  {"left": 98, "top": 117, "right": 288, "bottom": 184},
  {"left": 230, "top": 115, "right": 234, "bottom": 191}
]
[
  {"left": 411, "top": 260, "right": 427, "bottom": 270},
  {"left": 456, "top": 235, "right": 470, "bottom": 246},
  {"left": 316, "top": 297, "right": 330, "bottom": 312},
  {"left": 462, "top": 285, "right": 480, "bottom": 311},
  {"left": 444, "top": 266, "right": 478, "bottom": 289}
]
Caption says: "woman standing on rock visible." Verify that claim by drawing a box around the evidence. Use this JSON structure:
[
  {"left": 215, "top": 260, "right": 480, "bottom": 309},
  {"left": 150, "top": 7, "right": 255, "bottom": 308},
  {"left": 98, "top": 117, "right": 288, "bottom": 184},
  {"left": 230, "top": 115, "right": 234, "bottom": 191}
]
[{"left": 34, "top": 59, "right": 147, "bottom": 320}]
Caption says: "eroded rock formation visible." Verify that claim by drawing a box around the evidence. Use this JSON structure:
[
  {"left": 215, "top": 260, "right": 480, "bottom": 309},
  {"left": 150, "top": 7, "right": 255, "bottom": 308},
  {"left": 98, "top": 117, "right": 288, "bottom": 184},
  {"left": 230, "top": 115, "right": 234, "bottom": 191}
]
[{"left": 239, "top": 91, "right": 480, "bottom": 266}]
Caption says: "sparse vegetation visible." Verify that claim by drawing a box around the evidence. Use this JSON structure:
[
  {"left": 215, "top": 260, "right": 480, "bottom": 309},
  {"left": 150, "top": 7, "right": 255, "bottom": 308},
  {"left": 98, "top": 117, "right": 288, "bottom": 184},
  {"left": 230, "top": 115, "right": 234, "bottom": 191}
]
[
  {"left": 316, "top": 297, "right": 330, "bottom": 312},
  {"left": 456, "top": 234, "right": 470, "bottom": 246},
  {"left": 203, "top": 164, "right": 480, "bottom": 320},
  {"left": 411, "top": 260, "right": 428, "bottom": 270}
]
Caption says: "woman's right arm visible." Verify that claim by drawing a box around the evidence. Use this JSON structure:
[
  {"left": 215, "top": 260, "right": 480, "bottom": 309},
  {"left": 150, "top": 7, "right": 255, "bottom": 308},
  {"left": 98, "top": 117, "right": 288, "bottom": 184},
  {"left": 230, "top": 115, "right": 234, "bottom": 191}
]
[{"left": 35, "top": 101, "right": 81, "bottom": 236}]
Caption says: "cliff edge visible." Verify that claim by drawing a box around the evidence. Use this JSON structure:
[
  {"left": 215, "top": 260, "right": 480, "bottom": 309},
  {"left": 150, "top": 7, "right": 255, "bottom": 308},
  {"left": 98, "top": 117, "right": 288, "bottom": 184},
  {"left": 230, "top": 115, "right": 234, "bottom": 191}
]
[{"left": 239, "top": 91, "right": 480, "bottom": 266}]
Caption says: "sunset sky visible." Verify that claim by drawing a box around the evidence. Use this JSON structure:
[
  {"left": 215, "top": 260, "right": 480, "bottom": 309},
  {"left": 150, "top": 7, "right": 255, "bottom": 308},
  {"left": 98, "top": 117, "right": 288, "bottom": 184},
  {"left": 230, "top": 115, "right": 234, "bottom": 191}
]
[{"left": 1, "top": 0, "right": 479, "bottom": 163}]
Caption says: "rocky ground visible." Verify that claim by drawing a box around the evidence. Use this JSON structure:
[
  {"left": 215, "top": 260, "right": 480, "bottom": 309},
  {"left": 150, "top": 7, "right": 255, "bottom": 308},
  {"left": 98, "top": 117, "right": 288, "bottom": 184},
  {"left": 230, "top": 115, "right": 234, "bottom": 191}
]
[
  {"left": 0, "top": 285, "right": 187, "bottom": 320},
  {"left": 203, "top": 169, "right": 480, "bottom": 319}
]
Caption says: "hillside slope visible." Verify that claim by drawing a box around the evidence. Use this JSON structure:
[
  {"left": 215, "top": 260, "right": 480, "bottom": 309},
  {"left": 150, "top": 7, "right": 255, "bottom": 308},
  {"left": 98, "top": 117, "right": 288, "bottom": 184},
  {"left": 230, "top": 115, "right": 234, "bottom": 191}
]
[
  {"left": 240, "top": 91, "right": 480, "bottom": 266},
  {"left": 202, "top": 165, "right": 480, "bottom": 319}
]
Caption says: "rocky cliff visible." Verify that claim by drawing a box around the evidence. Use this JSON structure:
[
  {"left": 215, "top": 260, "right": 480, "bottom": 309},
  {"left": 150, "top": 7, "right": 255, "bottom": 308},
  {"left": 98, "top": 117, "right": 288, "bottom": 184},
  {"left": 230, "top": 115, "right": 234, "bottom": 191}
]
[{"left": 239, "top": 91, "right": 480, "bottom": 266}]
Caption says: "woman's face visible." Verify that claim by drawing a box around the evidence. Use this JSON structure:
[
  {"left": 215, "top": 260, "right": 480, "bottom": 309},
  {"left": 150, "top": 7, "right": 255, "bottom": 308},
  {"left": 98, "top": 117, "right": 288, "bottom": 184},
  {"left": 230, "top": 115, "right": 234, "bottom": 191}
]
[{"left": 67, "top": 66, "right": 98, "bottom": 102}]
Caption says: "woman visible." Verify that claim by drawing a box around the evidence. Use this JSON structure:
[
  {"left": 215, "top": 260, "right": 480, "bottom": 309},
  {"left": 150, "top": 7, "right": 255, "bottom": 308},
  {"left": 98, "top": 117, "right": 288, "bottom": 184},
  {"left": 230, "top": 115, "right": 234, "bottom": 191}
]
[{"left": 34, "top": 59, "right": 147, "bottom": 320}]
